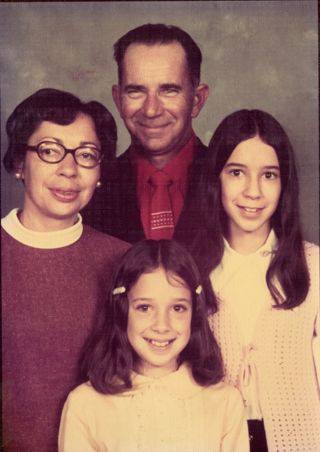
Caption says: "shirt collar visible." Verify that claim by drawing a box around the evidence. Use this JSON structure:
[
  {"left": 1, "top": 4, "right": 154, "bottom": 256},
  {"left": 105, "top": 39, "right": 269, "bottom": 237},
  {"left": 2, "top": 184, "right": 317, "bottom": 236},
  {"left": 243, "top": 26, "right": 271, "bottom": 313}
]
[
  {"left": 1, "top": 208, "right": 83, "bottom": 249},
  {"left": 223, "top": 229, "right": 277, "bottom": 258},
  {"left": 120, "top": 363, "right": 205, "bottom": 399},
  {"left": 132, "top": 132, "right": 196, "bottom": 184}
]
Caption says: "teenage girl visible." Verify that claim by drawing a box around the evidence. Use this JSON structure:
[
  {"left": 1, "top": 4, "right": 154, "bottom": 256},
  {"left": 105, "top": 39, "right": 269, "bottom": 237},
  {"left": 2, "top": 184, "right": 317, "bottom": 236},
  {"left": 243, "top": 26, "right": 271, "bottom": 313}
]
[
  {"left": 59, "top": 239, "right": 249, "bottom": 451},
  {"left": 192, "top": 109, "right": 319, "bottom": 452}
]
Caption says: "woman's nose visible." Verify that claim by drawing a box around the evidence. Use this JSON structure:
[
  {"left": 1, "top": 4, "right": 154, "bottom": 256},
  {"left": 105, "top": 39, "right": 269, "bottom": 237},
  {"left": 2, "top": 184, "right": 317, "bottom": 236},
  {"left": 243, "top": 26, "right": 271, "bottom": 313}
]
[{"left": 56, "top": 153, "right": 78, "bottom": 178}]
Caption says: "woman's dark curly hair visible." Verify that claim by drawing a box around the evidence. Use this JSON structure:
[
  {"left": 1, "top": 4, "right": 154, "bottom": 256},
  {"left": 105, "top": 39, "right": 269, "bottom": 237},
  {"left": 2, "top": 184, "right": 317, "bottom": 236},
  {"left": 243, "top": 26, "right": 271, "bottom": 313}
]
[{"left": 3, "top": 88, "right": 117, "bottom": 173}]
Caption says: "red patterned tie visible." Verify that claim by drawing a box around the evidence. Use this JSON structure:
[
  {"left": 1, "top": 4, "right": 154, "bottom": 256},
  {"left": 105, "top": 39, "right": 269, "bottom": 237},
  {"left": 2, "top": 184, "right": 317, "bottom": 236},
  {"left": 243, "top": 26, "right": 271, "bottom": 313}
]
[{"left": 149, "top": 170, "right": 174, "bottom": 239}]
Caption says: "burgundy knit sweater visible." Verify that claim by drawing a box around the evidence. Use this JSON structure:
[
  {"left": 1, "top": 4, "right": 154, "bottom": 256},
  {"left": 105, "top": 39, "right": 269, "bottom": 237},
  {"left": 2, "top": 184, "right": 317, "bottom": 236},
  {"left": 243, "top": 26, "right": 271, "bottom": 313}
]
[{"left": 2, "top": 224, "right": 129, "bottom": 452}]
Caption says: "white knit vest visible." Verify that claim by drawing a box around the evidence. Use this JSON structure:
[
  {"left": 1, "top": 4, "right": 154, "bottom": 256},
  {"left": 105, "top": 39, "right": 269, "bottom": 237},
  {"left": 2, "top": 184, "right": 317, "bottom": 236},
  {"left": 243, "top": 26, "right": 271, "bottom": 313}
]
[{"left": 209, "top": 241, "right": 320, "bottom": 452}]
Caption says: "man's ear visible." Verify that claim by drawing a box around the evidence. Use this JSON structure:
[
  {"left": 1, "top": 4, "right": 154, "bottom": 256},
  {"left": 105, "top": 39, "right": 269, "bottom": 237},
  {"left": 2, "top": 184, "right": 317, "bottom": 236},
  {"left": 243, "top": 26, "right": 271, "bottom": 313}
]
[
  {"left": 191, "top": 83, "right": 209, "bottom": 118},
  {"left": 112, "top": 85, "right": 122, "bottom": 116}
]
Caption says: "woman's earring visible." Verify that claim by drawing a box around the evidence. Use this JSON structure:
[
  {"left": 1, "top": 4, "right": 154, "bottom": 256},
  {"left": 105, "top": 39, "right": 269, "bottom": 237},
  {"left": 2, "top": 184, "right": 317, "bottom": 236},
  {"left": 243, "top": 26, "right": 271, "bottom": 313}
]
[
  {"left": 15, "top": 172, "right": 22, "bottom": 180},
  {"left": 96, "top": 181, "right": 102, "bottom": 188}
]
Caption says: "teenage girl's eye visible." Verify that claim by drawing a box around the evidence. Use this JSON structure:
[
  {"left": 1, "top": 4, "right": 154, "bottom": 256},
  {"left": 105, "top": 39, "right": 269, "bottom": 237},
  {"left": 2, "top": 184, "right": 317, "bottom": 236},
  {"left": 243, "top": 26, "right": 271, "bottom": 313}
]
[
  {"left": 229, "top": 169, "right": 242, "bottom": 177},
  {"left": 264, "top": 171, "right": 279, "bottom": 180},
  {"left": 136, "top": 304, "right": 151, "bottom": 312}
]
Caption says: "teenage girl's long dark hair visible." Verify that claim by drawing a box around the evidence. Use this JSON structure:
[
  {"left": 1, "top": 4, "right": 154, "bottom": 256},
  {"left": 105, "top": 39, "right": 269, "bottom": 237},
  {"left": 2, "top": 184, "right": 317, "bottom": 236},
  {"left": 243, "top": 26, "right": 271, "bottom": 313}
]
[
  {"left": 82, "top": 240, "right": 223, "bottom": 394},
  {"left": 192, "top": 109, "right": 309, "bottom": 309}
]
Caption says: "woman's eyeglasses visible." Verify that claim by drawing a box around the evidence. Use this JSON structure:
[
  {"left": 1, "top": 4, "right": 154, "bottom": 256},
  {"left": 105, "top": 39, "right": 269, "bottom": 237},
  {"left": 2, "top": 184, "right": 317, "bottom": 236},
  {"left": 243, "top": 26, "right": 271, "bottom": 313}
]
[{"left": 27, "top": 141, "right": 103, "bottom": 168}]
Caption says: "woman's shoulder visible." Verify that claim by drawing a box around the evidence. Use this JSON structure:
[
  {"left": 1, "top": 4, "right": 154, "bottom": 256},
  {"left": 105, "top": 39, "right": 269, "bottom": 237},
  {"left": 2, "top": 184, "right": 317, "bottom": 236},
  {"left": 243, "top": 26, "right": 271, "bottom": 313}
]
[{"left": 82, "top": 224, "right": 130, "bottom": 251}]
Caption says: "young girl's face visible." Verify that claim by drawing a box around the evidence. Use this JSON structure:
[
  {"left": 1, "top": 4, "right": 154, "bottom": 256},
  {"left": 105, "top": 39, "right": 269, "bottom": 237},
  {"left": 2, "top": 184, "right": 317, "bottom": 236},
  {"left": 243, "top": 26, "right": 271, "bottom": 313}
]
[
  {"left": 220, "top": 135, "right": 281, "bottom": 242},
  {"left": 127, "top": 266, "right": 192, "bottom": 378}
]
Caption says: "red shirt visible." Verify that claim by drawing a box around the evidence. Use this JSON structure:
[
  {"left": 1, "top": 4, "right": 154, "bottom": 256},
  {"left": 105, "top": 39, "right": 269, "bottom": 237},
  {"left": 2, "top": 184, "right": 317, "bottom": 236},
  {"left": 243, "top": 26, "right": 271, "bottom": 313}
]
[{"left": 132, "top": 134, "right": 196, "bottom": 238}]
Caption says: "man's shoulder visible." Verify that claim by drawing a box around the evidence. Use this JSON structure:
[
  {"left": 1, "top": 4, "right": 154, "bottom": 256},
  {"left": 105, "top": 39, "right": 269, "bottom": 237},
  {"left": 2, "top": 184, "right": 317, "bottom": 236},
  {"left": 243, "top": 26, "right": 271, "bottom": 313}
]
[
  {"left": 117, "top": 146, "right": 130, "bottom": 157},
  {"left": 194, "top": 137, "right": 208, "bottom": 156},
  {"left": 195, "top": 136, "right": 208, "bottom": 149},
  {"left": 188, "top": 137, "right": 207, "bottom": 173},
  {"left": 116, "top": 147, "right": 131, "bottom": 163},
  {"left": 108, "top": 148, "right": 133, "bottom": 177}
]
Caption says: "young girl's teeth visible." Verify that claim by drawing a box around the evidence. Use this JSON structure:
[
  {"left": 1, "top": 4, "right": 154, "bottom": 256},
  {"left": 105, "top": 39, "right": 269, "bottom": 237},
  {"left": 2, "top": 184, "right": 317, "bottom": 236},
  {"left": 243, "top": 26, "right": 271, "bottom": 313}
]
[
  {"left": 244, "top": 207, "right": 258, "bottom": 212},
  {"left": 150, "top": 340, "right": 170, "bottom": 348}
]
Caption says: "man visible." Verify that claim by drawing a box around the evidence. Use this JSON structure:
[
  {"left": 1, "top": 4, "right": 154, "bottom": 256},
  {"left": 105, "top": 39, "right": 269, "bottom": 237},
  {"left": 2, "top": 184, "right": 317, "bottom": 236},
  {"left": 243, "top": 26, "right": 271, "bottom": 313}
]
[{"left": 82, "top": 23, "right": 209, "bottom": 243}]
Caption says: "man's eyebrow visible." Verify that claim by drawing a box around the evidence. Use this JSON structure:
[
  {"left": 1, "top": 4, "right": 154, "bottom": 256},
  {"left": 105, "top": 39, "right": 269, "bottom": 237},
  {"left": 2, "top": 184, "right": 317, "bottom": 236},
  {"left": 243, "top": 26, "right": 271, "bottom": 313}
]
[
  {"left": 123, "top": 84, "right": 145, "bottom": 91},
  {"left": 160, "top": 83, "right": 182, "bottom": 90},
  {"left": 123, "top": 83, "right": 182, "bottom": 92}
]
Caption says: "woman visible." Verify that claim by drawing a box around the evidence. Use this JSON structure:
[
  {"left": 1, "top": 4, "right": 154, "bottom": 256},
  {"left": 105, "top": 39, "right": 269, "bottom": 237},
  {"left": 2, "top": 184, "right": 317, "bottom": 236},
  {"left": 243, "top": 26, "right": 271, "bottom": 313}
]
[
  {"left": 1, "top": 88, "right": 129, "bottom": 452},
  {"left": 191, "top": 109, "right": 319, "bottom": 452}
]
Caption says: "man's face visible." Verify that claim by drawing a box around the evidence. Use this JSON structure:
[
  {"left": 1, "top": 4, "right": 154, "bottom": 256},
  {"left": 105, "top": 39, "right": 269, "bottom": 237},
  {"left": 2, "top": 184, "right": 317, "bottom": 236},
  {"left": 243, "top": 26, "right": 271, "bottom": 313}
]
[{"left": 113, "top": 42, "right": 208, "bottom": 160}]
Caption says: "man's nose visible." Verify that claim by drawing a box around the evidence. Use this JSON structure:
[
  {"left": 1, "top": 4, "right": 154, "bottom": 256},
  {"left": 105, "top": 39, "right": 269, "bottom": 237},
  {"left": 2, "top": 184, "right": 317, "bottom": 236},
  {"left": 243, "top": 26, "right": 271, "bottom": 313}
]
[{"left": 142, "top": 92, "right": 164, "bottom": 118}]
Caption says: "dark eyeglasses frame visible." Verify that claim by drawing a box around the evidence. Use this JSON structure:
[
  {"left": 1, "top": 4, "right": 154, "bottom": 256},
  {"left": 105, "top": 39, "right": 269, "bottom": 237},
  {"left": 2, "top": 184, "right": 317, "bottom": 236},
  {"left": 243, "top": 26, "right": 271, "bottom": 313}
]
[{"left": 26, "top": 141, "right": 103, "bottom": 169}]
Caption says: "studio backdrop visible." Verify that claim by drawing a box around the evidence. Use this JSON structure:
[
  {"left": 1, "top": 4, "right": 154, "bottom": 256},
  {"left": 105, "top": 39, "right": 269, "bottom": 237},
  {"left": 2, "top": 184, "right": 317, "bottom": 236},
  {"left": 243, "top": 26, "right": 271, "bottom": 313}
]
[{"left": 1, "top": 0, "right": 318, "bottom": 243}]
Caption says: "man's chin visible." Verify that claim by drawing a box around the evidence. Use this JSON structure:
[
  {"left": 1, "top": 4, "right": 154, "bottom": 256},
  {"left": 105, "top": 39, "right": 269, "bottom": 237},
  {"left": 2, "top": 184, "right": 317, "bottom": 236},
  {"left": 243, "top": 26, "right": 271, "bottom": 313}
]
[
  {"left": 134, "top": 140, "right": 175, "bottom": 157},
  {"left": 145, "top": 147, "right": 174, "bottom": 156}
]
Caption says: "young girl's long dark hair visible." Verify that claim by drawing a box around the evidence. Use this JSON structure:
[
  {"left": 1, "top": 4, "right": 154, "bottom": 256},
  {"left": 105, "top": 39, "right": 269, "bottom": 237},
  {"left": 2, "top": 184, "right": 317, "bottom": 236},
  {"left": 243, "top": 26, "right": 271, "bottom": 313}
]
[
  {"left": 192, "top": 109, "right": 309, "bottom": 309},
  {"left": 82, "top": 240, "right": 223, "bottom": 394}
]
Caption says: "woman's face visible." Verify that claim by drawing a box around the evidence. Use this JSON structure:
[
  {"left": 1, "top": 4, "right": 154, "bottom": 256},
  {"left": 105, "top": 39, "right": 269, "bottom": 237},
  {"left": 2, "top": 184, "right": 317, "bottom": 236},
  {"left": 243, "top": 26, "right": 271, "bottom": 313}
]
[
  {"left": 19, "top": 113, "right": 101, "bottom": 231},
  {"left": 219, "top": 135, "right": 281, "bottom": 244}
]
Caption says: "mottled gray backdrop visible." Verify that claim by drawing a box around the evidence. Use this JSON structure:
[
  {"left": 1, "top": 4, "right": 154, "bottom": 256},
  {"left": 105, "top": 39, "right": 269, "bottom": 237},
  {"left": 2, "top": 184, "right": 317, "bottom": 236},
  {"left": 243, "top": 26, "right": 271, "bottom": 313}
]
[{"left": 1, "top": 1, "right": 318, "bottom": 243}]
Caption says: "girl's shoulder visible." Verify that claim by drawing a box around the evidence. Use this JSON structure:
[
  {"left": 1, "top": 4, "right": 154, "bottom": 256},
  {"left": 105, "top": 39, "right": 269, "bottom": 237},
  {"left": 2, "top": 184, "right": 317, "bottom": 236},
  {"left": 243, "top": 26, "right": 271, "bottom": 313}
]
[
  {"left": 202, "top": 382, "right": 246, "bottom": 419},
  {"left": 303, "top": 240, "right": 319, "bottom": 258},
  {"left": 65, "top": 382, "right": 112, "bottom": 411},
  {"left": 204, "top": 381, "right": 244, "bottom": 404},
  {"left": 303, "top": 241, "right": 319, "bottom": 274}
]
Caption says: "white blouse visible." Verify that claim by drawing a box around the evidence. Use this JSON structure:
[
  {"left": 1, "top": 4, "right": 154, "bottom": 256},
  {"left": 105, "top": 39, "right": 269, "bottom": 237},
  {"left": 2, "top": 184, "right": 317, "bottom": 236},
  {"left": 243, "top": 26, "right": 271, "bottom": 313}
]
[{"left": 59, "top": 364, "right": 249, "bottom": 452}]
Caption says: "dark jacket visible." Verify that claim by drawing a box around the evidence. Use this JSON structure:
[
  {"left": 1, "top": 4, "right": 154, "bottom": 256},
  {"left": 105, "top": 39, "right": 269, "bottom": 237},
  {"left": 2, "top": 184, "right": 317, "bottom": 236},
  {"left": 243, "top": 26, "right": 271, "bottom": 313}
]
[{"left": 82, "top": 138, "right": 207, "bottom": 244}]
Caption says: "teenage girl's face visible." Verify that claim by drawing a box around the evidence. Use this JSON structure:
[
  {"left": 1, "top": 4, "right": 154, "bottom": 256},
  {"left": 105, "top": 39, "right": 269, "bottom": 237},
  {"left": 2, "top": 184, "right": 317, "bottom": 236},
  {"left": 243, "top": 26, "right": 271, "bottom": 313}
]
[
  {"left": 220, "top": 135, "right": 281, "bottom": 243},
  {"left": 127, "top": 266, "right": 192, "bottom": 378}
]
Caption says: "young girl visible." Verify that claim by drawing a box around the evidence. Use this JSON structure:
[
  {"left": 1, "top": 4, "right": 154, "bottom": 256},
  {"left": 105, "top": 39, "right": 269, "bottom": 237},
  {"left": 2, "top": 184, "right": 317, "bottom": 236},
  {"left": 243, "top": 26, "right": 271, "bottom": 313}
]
[
  {"left": 59, "top": 239, "right": 249, "bottom": 451},
  {"left": 192, "top": 109, "right": 319, "bottom": 452}
]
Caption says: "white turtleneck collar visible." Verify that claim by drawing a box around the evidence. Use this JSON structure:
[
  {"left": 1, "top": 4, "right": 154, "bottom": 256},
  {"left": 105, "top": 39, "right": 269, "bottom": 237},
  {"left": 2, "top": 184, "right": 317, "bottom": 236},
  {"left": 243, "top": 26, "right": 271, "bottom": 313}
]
[
  {"left": 1, "top": 208, "right": 83, "bottom": 249},
  {"left": 223, "top": 229, "right": 277, "bottom": 258}
]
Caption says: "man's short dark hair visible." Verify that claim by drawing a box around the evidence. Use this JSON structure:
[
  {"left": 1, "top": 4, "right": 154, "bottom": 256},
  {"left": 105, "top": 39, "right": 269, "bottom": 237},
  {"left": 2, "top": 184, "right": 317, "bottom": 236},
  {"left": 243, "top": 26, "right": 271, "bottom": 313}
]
[{"left": 114, "top": 23, "right": 202, "bottom": 87}]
